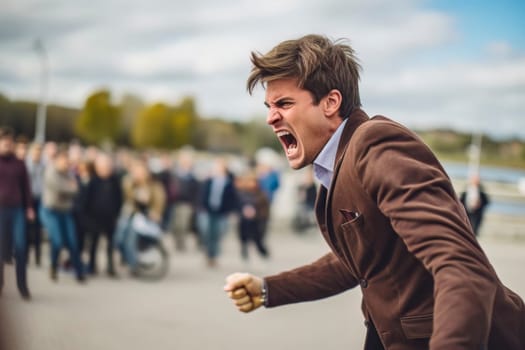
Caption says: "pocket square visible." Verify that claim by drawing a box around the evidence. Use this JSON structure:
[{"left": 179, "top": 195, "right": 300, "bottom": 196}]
[{"left": 339, "top": 209, "right": 360, "bottom": 221}]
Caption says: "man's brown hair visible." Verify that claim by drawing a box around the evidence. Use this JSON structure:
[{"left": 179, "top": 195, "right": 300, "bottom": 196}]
[{"left": 247, "top": 34, "right": 361, "bottom": 119}]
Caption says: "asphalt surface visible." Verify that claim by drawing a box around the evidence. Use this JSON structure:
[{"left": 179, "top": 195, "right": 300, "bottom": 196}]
[{"left": 1, "top": 218, "right": 524, "bottom": 350}]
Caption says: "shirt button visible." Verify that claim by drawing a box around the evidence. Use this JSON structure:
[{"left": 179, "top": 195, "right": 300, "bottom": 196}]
[{"left": 359, "top": 279, "right": 368, "bottom": 288}]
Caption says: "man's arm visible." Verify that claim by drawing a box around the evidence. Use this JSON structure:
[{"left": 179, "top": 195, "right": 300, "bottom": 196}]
[
  {"left": 225, "top": 252, "right": 357, "bottom": 312},
  {"left": 352, "top": 120, "right": 497, "bottom": 349},
  {"left": 264, "top": 252, "right": 358, "bottom": 307}
]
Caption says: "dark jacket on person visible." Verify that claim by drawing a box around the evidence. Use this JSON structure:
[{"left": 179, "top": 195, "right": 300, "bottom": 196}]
[
  {"left": 85, "top": 174, "right": 123, "bottom": 228},
  {"left": 0, "top": 154, "right": 32, "bottom": 209},
  {"left": 237, "top": 188, "right": 269, "bottom": 224},
  {"left": 175, "top": 172, "right": 200, "bottom": 206},
  {"left": 264, "top": 109, "right": 525, "bottom": 350},
  {"left": 201, "top": 174, "right": 238, "bottom": 215}
]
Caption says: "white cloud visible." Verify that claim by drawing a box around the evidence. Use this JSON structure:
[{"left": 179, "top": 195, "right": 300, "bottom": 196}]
[{"left": 0, "top": 0, "right": 524, "bottom": 138}]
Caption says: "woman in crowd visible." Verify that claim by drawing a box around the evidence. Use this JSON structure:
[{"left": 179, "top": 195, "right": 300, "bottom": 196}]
[
  {"left": 40, "top": 149, "right": 85, "bottom": 282},
  {"left": 115, "top": 158, "right": 165, "bottom": 271},
  {"left": 235, "top": 172, "right": 270, "bottom": 261}
]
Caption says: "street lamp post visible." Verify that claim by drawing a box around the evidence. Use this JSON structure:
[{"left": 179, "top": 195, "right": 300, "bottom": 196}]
[{"left": 33, "top": 39, "right": 49, "bottom": 144}]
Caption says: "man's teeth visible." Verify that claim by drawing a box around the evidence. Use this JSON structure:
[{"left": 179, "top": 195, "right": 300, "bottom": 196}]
[
  {"left": 287, "top": 144, "right": 297, "bottom": 154},
  {"left": 276, "top": 131, "right": 290, "bottom": 137}
]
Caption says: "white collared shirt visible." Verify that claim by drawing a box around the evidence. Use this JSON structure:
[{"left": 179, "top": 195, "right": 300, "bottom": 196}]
[{"left": 313, "top": 119, "right": 348, "bottom": 190}]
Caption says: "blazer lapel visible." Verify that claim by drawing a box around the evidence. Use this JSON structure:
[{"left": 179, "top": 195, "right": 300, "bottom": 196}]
[{"left": 324, "top": 109, "right": 370, "bottom": 241}]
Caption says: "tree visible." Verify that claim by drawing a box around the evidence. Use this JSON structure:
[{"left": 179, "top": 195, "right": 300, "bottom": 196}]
[
  {"left": 131, "top": 97, "right": 199, "bottom": 150},
  {"left": 119, "top": 93, "right": 144, "bottom": 146},
  {"left": 75, "top": 90, "right": 121, "bottom": 145},
  {"left": 131, "top": 102, "right": 170, "bottom": 149},
  {"left": 169, "top": 97, "right": 199, "bottom": 148}
]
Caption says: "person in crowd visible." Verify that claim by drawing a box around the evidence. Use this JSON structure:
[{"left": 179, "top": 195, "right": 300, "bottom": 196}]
[
  {"left": 172, "top": 150, "right": 200, "bottom": 251},
  {"left": 256, "top": 162, "right": 280, "bottom": 240},
  {"left": 25, "top": 143, "right": 46, "bottom": 266},
  {"left": 153, "top": 153, "right": 178, "bottom": 234},
  {"left": 41, "top": 148, "right": 85, "bottom": 282},
  {"left": 114, "top": 148, "right": 133, "bottom": 181},
  {"left": 85, "top": 154, "right": 122, "bottom": 277},
  {"left": 460, "top": 174, "right": 490, "bottom": 236},
  {"left": 15, "top": 136, "right": 29, "bottom": 161},
  {"left": 116, "top": 158, "right": 165, "bottom": 271},
  {"left": 72, "top": 159, "right": 95, "bottom": 262},
  {"left": 256, "top": 162, "right": 280, "bottom": 204},
  {"left": 235, "top": 172, "right": 270, "bottom": 261},
  {"left": 292, "top": 166, "right": 318, "bottom": 233},
  {"left": 224, "top": 34, "right": 525, "bottom": 349},
  {"left": 68, "top": 142, "right": 84, "bottom": 175},
  {"left": 42, "top": 141, "right": 57, "bottom": 164},
  {"left": 199, "top": 158, "right": 238, "bottom": 267},
  {"left": 0, "top": 127, "right": 33, "bottom": 300},
  {"left": 84, "top": 145, "right": 99, "bottom": 164}
]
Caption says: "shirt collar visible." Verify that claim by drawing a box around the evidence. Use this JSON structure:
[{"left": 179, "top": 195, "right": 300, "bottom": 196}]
[{"left": 313, "top": 119, "right": 348, "bottom": 189}]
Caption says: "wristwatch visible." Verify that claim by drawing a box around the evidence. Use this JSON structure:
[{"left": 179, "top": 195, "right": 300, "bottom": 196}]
[{"left": 260, "top": 281, "right": 268, "bottom": 307}]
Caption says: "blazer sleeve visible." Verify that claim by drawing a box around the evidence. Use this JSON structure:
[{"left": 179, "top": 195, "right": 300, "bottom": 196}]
[
  {"left": 264, "top": 252, "right": 358, "bottom": 308},
  {"left": 352, "top": 121, "right": 497, "bottom": 349}
]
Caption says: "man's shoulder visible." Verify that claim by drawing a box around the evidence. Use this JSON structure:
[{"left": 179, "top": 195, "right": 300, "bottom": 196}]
[
  {"left": 344, "top": 115, "right": 427, "bottom": 162},
  {"left": 353, "top": 115, "right": 414, "bottom": 140}
]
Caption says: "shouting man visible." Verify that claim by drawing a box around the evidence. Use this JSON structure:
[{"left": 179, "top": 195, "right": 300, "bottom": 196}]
[{"left": 224, "top": 35, "right": 524, "bottom": 350}]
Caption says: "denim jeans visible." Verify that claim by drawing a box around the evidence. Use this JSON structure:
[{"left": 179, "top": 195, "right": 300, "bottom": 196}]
[
  {"left": 200, "top": 212, "right": 228, "bottom": 259},
  {"left": 114, "top": 215, "right": 138, "bottom": 269},
  {"left": 27, "top": 197, "right": 42, "bottom": 265},
  {"left": 40, "top": 206, "right": 84, "bottom": 278},
  {"left": 0, "top": 206, "right": 29, "bottom": 294}
]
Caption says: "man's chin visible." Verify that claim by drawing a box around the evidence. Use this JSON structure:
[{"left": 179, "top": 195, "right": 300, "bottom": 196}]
[{"left": 287, "top": 157, "right": 308, "bottom": 170}]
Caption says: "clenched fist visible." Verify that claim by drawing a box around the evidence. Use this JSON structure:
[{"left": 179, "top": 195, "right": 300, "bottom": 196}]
[{"left": 224, "top": 273, "right": 264, "bottom": 313}]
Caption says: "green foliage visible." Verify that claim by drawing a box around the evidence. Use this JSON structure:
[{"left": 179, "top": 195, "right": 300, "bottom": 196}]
[
  {"left": 420, "top": 129, "right": 471, "bottom": 154},
  {"left": 2, "top": 89, "right": 525, "bottom": 169},
  {"left": 190, "top": 117, "right": 280, "bottom": 156},
  {"left": 131, "top": 97, "right": 198, "bottom": 149},
  {"left": 132, "top": 103, "right": 169, "bottom": 149},
  {"left": 119, "top": 94, "right": 145, "bottom": 146},
  {"left": 75, "top": 90, "right": 121, "bottom": 145},
  {"left": 0, "top": 94, "right": 78, "bottom": 142},
  {"left": 193, "top": 118, "right": 241, "bottom": 153},
  {"left": 235, "top": 118, "right": 281, "bottom": 155}
]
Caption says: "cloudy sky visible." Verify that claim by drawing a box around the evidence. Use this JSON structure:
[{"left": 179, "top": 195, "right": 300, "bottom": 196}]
[{"left": 1, "top": 0, "right": 524, "bottom": 138}]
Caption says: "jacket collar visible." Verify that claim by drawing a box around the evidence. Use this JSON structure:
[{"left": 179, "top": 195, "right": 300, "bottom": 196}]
[
  {"left": 315, "top": 108, "right": 370, "bottom": 247},
  {"left": 334, "top": 108, "right": 370, "bottom": 166},
  {"left": 315, "top": 108, "right": 370, "bottom": 212}
]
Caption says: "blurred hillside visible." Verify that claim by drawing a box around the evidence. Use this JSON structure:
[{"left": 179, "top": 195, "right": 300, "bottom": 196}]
[
  {"left": 1, "top": 91, "right": 524, "bottom": 168},
  {"left": 416, "top": 129, "right": 525, "bottom": 169},
  {"left": 0, "top": 91, "right": 280, "bottom": 157}
]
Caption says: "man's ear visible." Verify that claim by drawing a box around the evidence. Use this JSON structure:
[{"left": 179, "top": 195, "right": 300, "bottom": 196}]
[{"left": 323, "top": 89, "right": 342, "bottom": 119}]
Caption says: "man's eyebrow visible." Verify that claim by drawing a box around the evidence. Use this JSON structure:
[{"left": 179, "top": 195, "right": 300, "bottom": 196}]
[{"left": 265, "top": 97, "right": 293, "bottom": 108}]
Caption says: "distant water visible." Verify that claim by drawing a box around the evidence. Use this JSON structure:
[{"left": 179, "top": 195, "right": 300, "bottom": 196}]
[
  {"left": 442, "top": 162, "right": 525, "bottom": 216},
  {"left": 442, "top": 162, "right": 525, "bottom": 184}
]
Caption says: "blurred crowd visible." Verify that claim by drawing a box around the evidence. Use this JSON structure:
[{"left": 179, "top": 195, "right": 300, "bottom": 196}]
[{"left": 0, "top": 126, "right": 284, "bottom": 300}]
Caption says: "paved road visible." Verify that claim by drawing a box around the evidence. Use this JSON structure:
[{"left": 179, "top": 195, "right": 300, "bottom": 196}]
[{"left": 1, "top": 223, "right": 524, "bottom": 350}]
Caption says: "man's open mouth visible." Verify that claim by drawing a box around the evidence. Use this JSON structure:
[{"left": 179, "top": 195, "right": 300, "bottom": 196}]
[{"left": 276, "top": 130, "right": 298, "bottom": 156}]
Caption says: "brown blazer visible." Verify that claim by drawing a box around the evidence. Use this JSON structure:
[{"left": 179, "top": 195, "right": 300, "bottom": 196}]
[{"left": 264, "top": 109, "right": 525, "bottom": 350}]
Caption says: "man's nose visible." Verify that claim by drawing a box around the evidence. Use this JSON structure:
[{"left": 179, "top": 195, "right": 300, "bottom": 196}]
[{"left": 266, "top": 108, "right": 282, "bottom": 125}]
